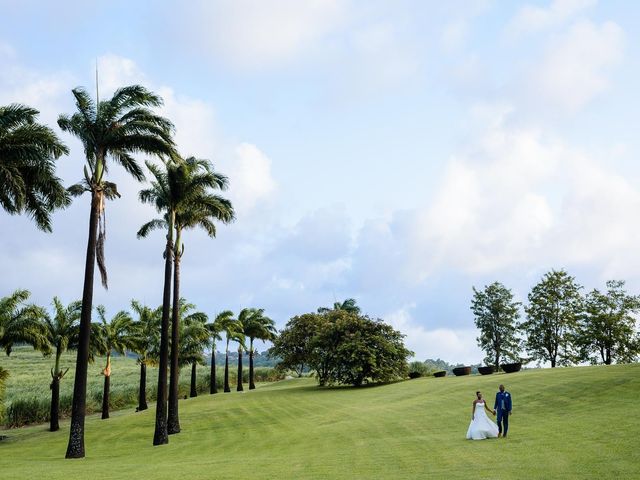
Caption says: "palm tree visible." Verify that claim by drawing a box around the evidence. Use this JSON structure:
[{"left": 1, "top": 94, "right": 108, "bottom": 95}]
[
  {"left": 318, "top": 298, "right": 361, "bottom": 315},
  {"left": 242, "top": 309, "right": 276, "bottom": 390},
  {"left": 207, "top": 311, "right": 232, "bottom": 394},
  {"left": 139, "top": 156, "right": 233, "bottom": 434},
  {"left": 177, "top": 310, "right": 209, "bottom": 398},
  {"left": 129, "top": 301, "right": 161, "bottom": 412},
  {"left": 0, "top": 289, "right": 49, "bottom": 355},
  {"left": 95, "top": 306, "right": 135, "bottom": 420},
  {"left": 42, "top": 298, "right": 82, "bottom": 431},
  {"left": 217, "top": 313, "right": 243, "bottom": 393},
  {"left": 0, "top": 104, "right": 69, "bottom": 231},
  {"left": 58, "top": 85, "right": 175, "bottom": 457}
]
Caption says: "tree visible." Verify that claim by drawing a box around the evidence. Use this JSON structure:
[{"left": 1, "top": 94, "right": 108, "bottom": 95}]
[
  {"left": 318, "top": 298, "right": 360, "bottom": 315},
  {"left": 0, "top": 104, "right": 69, "bottom": 231},
  {"left": 270, "top": 313, "right": 325, "bottom": 377},
  {"left": 0, "top": 289, "right": 49, "bottom": 355},
  {"left": 242, "top": 308, "right": 276, "bottom": 389},
  {"left": 130, "top": 301, "right": 161, "bottom": 412},
  {"left": 95, "top": 306, "right": 135, "bottom": 420},
  {"left": 217, "top": 313, "right": 243, "bottom": 393},
  {"left": 207, "top": 311, "right": 233, "bottom": 394},
  {"left": 59, "top": 85, "right": 175, "bottom": 457},
  {"left": 470, "top": 282, "right": 521, "bottom": 369},
  {"left": 577, "top": 280, "right": 640, "bottom": 365},
  {"left": 177, "top": 307, "right": 209, "bottom": 398},
  {"left": 42, "top": 298, "right": 82, "bottom": 431},
  {"left": 522, "top": 270, "right": 583, "bottom": 367}
]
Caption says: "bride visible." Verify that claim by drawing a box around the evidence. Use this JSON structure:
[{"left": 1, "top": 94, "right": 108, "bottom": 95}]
[{"left": 466, "top": 391, "right": 499, "bottom": 440}]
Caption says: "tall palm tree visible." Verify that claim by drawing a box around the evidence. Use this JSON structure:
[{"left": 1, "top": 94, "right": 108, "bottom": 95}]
[
  {"left": 129, "top": 301, "right": 161, "bottom": 412},
  {"left": 178, "top": 310, "right": 210, "bottom": 398},
  {"left": 58, "top": 85, "right": 175, "bottom": 457},
  {"left": 42, "top": 298, "right": 82, "bottom": 432},
  {"left": 0, "top": 289, "right": 49, "bottom": 355},
  {"left": 217, "top": 314, "right": 243, "bottom": 393},
  {"left": 318, "top": 298, "right": 361, "bottom": 315},
  {"left": 207, "top": 311, "right": 233, "bottom": 394},
  {"left": 140, "top": 156, "right": 233, "bottom": 434},
  {"left": 95, "top": 306, "right": 134, "bottom": 420},
  {"left": 242, "top": 309, "right": 276, "bottom": 390},
  {"left": 0, "top": 104, "right": 69, "bottom": 231}
]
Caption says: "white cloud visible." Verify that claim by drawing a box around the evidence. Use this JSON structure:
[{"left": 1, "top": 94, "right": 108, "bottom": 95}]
[
  {"left": 508, "top": 0, "right": 597, "bottom": 35},
  {"left": 384, "top": 305, "right": 482, "bottom": 364},
  {"left": 529, "top": 20, "right": 624, "bottom": 112},
  {"left": 182, "top": 0, "right": 347, "bottom": 69},
  {"left": 227, "top": 143, "right": 277, "bottom": 215}
]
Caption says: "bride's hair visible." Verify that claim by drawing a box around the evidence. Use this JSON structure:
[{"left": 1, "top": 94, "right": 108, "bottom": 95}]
[{"left": 476, "top": 391, "right": 481, "bottom": 396}]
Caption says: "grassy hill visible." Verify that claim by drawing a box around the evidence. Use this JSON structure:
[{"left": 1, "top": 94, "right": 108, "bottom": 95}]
[{"left": 0, "top": 363, "right": 638, "bottom": 479}]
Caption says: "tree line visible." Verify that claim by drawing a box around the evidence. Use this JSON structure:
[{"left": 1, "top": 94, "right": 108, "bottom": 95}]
[
  {"left": 471, "top": 269, "right": 640, "bottom": 369},
  {"left": 0, "top": 291, "right": 274, "bottom": 430}
]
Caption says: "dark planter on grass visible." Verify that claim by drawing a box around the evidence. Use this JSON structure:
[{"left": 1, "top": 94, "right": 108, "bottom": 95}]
[
  {"left": 452, "top": 366, "right": 471, "bottom": 376},
  {"left": 478, "top": 366, "right": 495, "bottom": 375},
  {"left": 433, "top": 371, "right": 447, "bottom": 378},
  {"left": 408, "top": 371, "right": 422, "bottom": 379},
  {"left": 501, "top": 362, "right": 522, "bottom": 373}
]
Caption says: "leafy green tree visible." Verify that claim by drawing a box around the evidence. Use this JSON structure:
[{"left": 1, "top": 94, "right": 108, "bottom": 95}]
[
  {"left": 270, "top": 313, "right": 326, "bottom": 377},
  {"left": 522, "top": 270, "right": 583, "bottom": 367},
  {"left": 129, "top": 301, "right": 161, "bottom": 412},
  {"left": 242, "top": 308, "right": 276, "bottom": 389},
  {"left": 577, "top": 280, "right": 640, "bottom": 365},
  {"left": 207, "top": 311, "right": 233, "bottom": 394},
  {"left": 0, "top": 104, "right": 69, "bottom": 231},
  {"left": 59, "top": 85, "right": 175, "bottom": 457},
  {"left": 177, "top": 309, "right": 209, "bottom": 398},
  {"left": 0, "top": 289, "right": 48, "bottom": 355},
  {"left": 318, "top": 298, "right": 360, "bottom": 315},
  {"left": 216, "top": 313, "right": 243, "bottom": 393},
  {"left": 470, "top": 282, "right": 522, "bottom": 368},
  {"left": 95, "top": 306, "right": 135, "bottom": 420},
  {"left": 42, "top": 298, "right": 81, "bottom": 431}
]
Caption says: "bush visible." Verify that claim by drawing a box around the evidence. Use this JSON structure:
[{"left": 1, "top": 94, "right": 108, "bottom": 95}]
[
  {"left": 0, "top": 367, "right": 8, "bottom": 424},
  {"left": 408, "top": 361, "right": 434, "bottom": 379}
]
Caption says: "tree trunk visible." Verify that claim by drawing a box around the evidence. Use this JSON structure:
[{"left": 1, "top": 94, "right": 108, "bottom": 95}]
[
  {"left": 237, "top": 349, "right": 244, "bottom": 392},
  {"left": 167, "top": 231, "right": 182, "bottom": 435},
  {"left": 551, "top": 357, "right": 556, "bottom": 368},
  {"left": 138, "top": 363, "right": 147, "bottom": 411},
  {"left": 65, "top": 192, "right": 100, "bottom": 459},
  {"left": 249, "top": 346, "right": 256, "bottom": 390},
  {"left": 210, "top": 350, "right": 217, "bottom": 394},
  {"left": 101, "top": 374, "right": 110, "bottom": 420},
  {"left": 50, "top": 375, "right": 60, "bottom": 432},
  {"left": 153, "top": 214, "right": 174, "bottom": 446},
  {"left": 224, "top": 353, "right": 230, "bottom": 393},
  {"left": 190, "top": 363, "right": 198, "bottom": 398},
  {"left": 605, "top": 349, "right": 611, "bottom": 365}
]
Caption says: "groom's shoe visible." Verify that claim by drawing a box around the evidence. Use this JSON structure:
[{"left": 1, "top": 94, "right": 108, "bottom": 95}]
[{"left": 498, "top": 433, "right": 502, "bottom": 438}]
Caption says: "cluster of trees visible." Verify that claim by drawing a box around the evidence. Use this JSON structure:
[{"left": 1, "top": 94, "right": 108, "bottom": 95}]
[
  {"left": 471, "top": 270, "right": 640, "bottom": 369},
  {"left": 0, "top": 290, "right": 275, "bottom": 430},
  {"left": 271, "top": 300, "right": 412, "bottom": 387}
]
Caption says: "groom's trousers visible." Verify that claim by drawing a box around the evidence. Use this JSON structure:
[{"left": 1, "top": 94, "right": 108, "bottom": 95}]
[{"left": 497, "top": 409, "right": 509, "bottom": 436}]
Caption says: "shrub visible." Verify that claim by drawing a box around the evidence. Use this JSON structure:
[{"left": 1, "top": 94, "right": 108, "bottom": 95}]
[
  {"left": 408, "top": 361, "right": 433, "bottom": 378},
  {"left": 0, "top": 367, "right": 8, "bottom": 424}
]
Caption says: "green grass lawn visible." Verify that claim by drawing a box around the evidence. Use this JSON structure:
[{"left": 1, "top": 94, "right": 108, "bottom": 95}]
[{"left": 1, "top": 363, "right": 639, "bottom": 479}]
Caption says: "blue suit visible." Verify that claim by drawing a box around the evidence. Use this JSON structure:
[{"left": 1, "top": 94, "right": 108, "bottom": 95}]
[{"left": 494, "top": 391, "right": 512, "bottom": 436}]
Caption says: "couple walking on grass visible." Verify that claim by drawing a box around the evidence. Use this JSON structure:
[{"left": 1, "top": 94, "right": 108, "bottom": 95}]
[{"left": 466, "top": 384, "right": 512, "bottom": 440}]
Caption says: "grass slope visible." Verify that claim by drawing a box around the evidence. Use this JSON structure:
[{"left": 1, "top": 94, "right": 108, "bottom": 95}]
[{"left": 1, "top": 364, "right": 638, "bottom": 479}]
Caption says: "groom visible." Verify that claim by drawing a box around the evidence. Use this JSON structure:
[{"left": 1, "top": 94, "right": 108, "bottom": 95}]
[{"left": 494, "top": 384, "right": 512, "bottom": 438}]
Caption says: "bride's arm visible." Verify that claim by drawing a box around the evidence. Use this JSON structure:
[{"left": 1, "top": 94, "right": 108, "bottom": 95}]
[
  {"left": 484, "top": 403, "right": 495, "bottom": 416},
  {"left": 471, "top": 401, "right": 476, "bottom": 420}
]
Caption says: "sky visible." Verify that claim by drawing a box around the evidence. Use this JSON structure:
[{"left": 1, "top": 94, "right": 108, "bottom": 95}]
[{"left": 1, "top": 0, "right": 640, "bottom": 364}]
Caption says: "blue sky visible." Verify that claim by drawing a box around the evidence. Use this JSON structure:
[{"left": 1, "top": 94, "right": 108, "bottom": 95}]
[{"left": 1, "top": 0, "right": 640, "bottom": 363}]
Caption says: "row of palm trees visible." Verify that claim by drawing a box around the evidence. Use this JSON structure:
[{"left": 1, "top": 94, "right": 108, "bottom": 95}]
[
  {"left": 0, "top": 83, "right": 245, "bottom": 456},
  {"left": 0, "top": 290, "right": 276, "bottom": 431}
]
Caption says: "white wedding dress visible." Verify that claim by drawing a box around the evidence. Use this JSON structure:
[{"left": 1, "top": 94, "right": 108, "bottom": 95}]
[{"left": 466, "top": 402, "right": 499, "bottom": 440}]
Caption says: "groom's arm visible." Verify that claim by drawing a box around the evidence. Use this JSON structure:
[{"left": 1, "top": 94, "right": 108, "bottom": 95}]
[{"left": 493, "top": 393, "right": 498, "bottom": 411}]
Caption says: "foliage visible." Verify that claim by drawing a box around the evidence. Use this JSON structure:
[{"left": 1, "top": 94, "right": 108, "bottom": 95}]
[
  {"left": 522, "top": 269, "right": 583, "bottom": 367},
  {"left": 317, "top": 298, "right": 361, "bottom": 315},
  {"left": 0, "top": 104, "right": 70, "bottom": 231},
  {"left": 129, "top": 301, "right": 161, "bottom": 367},
  {"left": 407, "top": 361, "right": 435, "bottom": 378},
  {"left": 269, "top": 313, "right": 326, "bottom": 377},
  {"left": 470, "top": 281, "right": 522, "bottom": 368},
  {"left": 0, "top": 366, "right": 7, "bottom": 423},
  {"left": 577, "top": 280, "right": 640, "bottom": 365},
  {"left": 0, "top": 289, "right": 49, "bottom": 355}
]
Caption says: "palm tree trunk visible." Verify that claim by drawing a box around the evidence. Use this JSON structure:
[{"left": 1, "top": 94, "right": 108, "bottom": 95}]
[
  {"left": 249, "top": 339, "right": 256, "bottom": 390},
  {"left": 190, "top": 363, "right": 198, "bottom": 398},
  {"left": 153, "top": 214, "right": 174, "bottom": 446},
  {"left": 224, "top": 350, "right": 230, "bottom": 393},
  {"left": 167, "top": 230, "right": 182, "bottom": 435},
  {"left": 210, "top": 350, "right": 217, "bottom": 394},
  {"left": 237, "top": 349, "right": 243, "bottom": 392},
  {"left": 65, "top": 192, "right": 100, "bottom": 459},
  {"left": 50, "top": 374, "right": 60, "bottom": 432},
  {"left": 138, "top": 362, "right": 147, "bottom": 411},
  {"left": 101, "top": 375, "right": 110, "bottom": 420}
]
